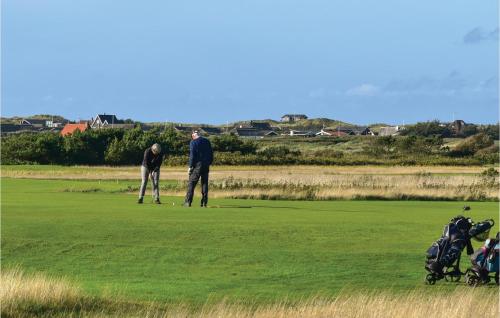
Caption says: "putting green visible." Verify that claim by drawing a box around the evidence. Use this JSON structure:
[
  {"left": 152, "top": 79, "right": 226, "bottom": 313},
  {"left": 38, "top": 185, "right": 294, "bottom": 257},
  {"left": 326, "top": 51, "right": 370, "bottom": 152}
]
[{"left": 1, "top": 178, "right": 498, "bottom": 304}]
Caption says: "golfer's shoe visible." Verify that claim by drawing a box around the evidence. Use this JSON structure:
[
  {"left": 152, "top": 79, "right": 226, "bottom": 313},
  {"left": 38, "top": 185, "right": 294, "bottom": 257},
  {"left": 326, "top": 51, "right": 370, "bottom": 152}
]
[
  {"left": 137, "top": 198, "right": 143, "bottom": 204},
  {"left": 154, "top": 199, "right": 161, "bottom": 204},
  {"left": 182, "top": 202, "right": 191, "bottom": 207}
]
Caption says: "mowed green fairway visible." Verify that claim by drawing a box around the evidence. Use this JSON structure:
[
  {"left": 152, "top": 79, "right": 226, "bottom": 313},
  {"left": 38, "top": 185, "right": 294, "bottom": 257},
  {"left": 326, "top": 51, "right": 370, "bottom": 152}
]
[{"left": 1, "top": 178, "right": 498, "bottom": 304}]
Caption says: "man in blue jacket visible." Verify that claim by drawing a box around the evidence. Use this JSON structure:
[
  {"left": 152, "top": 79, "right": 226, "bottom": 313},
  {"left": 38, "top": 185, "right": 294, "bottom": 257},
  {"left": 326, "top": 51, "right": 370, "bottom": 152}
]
[{"left": 184, "top": 130, "right": 213, "bottom": 207}]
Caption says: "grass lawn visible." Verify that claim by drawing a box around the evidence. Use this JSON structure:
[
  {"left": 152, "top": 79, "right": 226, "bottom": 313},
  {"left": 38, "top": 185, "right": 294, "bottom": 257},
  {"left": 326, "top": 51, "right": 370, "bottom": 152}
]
[{"left": 1, "top": 178, "right": 498, "bottom": 305}]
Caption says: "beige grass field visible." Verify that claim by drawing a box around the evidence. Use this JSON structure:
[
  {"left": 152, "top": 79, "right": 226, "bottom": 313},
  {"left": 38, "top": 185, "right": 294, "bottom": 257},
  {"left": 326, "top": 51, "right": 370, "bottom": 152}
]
[
  {"left": 1, "top": 268, "right": 498, "bottom": 318},
  {"left": 0, "top": 165, "right": 494, "bottom": 180},
  {"left": 2, "top": 165, "right": 498, "bottom": 200}
]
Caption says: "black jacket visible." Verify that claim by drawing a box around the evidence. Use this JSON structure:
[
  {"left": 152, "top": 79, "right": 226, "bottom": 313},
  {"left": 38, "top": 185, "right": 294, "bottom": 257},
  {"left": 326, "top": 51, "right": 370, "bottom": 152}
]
[
  {"left": 188, "top": 137, "right": 213, "bottom": 167},
  {"left": 142, "top": 147, "right": 163, "bottom": 171}
]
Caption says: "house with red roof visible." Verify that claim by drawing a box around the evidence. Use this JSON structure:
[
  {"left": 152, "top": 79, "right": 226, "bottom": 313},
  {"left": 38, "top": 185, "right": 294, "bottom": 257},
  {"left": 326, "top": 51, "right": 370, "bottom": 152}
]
[{"left": 61, "top": 123, "right": 89, "bottom": 136}]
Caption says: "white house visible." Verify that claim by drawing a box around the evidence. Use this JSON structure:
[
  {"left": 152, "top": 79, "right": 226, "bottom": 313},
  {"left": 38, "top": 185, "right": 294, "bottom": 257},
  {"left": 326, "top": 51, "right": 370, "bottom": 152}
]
[{"left": 90, "top": 114, "right": 124, "bottom": 129}]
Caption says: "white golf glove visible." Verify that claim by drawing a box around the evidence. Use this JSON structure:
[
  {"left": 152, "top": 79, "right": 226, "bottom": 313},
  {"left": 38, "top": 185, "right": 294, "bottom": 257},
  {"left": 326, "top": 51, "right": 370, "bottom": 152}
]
[{"left": 188, "top": 167, "right": 194, "bottom": 175}]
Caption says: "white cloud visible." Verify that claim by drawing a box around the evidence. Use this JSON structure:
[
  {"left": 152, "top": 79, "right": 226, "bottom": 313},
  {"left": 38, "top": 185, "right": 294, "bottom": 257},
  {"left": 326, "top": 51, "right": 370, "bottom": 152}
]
[
  {"left": 346, "top": 84, "right": 380, "bottom": 96},
  {"left": 463, "top": 27, "right": 499, "bottom": 44}
]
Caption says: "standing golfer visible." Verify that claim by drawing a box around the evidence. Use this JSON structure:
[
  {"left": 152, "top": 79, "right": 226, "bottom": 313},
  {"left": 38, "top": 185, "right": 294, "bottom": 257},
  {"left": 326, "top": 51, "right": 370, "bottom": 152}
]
[
  {"left": 138, "top": 143, "right": 164, "bottom": 204},
  {"left": 184, "top": 130, "right": 213, "bottom": 207}
]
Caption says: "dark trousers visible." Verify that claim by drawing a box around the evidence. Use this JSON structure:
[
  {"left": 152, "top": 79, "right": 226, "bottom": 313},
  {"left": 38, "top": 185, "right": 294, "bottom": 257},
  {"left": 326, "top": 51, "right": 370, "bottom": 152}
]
[{"left": 185, "top": 163, "right": 209, "bottom": 206}]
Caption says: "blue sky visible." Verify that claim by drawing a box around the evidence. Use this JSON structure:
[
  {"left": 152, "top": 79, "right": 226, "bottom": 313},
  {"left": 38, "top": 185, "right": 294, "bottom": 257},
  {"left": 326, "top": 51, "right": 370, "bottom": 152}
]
[{"left": 2, "top": 0, "right": 498, "bottom": 124}]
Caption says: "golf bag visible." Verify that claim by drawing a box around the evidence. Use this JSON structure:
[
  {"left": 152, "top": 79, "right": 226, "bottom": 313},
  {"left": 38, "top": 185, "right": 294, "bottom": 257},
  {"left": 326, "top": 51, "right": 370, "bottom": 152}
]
[
  {"left": 425, "top": 215, "right": 474, "bottom": 284},
  {"left": 425, "top": 216, "right": 495, "bottom": 285},
  {"left": 469, "top": 219, "right": 495, "bottom": 242},
  {"left": 465, "top": 231, "right": 499, "bottom": 286}
]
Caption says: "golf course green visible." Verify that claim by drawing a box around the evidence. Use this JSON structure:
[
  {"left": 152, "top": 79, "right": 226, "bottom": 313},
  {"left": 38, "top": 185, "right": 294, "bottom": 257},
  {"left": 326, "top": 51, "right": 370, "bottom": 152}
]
[{"left": 1, "top": 177, "right": 498, "bottom": 304}]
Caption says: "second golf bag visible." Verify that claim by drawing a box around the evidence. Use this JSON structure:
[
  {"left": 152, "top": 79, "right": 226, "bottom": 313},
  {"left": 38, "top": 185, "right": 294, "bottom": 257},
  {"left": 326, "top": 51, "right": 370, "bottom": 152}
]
[
  {"left": 465, "top": 231, "right": 499, "bottom": 286},
  {"left": 425, "top": 215, "right": 474, "bottom": 284}
]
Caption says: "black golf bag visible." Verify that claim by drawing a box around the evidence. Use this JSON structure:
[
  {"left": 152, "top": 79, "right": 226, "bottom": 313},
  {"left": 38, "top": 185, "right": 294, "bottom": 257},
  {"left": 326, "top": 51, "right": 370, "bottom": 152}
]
[
  {"left": 425, "top": 215, "right": 494, "bottom": 285},
  {"left": 425, "top": 215, "right": 474, "bottom": 284}
]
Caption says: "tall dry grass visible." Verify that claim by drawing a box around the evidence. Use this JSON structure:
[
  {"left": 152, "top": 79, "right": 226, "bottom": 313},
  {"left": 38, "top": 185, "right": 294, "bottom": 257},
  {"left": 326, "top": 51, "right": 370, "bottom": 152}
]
[
  {"left": 1, "top": 165, "right": 494, "bottom": 180},
  {"left": 175, "top": 291, "right": 500, "bottom": 318},
  {"left": 1, "top": 268, "right": 499, "bottom": 318},
  {"left": 3, "top": 165, "right": 497, "bottom": 200},
  {"left": 0, "top": 267, "right": 87, "bottom": 317},
  {"left": 158, "top": 174, "right": 499, "bottom": 201}
]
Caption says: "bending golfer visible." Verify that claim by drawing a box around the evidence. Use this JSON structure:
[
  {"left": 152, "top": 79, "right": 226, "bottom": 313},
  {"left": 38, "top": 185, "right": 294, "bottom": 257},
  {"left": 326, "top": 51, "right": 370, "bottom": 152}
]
[
  {"left": 138, "top": 143, "right": 164, "bottom": 204},
  {"left": 184, "top": 131, "right": 213, "bottom": 207}
]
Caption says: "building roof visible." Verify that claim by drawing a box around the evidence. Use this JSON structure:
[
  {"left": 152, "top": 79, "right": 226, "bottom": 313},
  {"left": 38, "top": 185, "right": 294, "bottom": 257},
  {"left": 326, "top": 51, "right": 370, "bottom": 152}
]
[
  {"left": 231, "top": 126, "right": 278, "bottom": 137},
  {"left": 20, "top": 118, "right": 47, "bottom": 126},
  {"left": 61, "top": 123, "right": 89, "bottom": 136},
  {"left": 93, "top": 114, "right": 124, "bottom": 126},
  {"left": 98, "top": 114, "right": 122, "bottom": 123},
  {"left": 1, "top": 124, "right": 28, "bottom": 133},
  {"left": 234, "top": 128, "right": 262, "bottom": 136},
  {"left": 316, "top": 129, "right": 348, "bottom": 137},
  {"left": 174, "top": 126, "right": 222, "bottom": 135},
  {"left": 336, "top": 126, "right": 372, "bottom": 135},
  {"left": 281, "top": 114, "right": 308, "bottom": 118},
  {"left": 249, "top": 121, "right": 272, "bottom": 130},
  {"left": 264, "top": 131, "right": 278, "bottom": 136}
]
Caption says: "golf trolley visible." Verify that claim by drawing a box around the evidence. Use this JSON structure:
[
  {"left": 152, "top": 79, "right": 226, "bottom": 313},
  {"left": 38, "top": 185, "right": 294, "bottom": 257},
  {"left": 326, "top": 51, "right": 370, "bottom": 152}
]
[
  {"left": 425, "top": 246, "right": 465, "bottom": 285},
  {"left": 424, "top": 207, "right": 495, "bottom": 286},
  {"left": 464, "top": 230, "right": 499, "bottom": 287},
  {"left": 464, "top": 267, "right": 499, "bottom": 287}
]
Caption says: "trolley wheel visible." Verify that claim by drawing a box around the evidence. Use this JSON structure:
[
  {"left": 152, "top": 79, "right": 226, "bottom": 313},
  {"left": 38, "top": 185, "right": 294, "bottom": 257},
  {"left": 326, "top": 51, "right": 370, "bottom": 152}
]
[
  {"left": 425, "top": 274, "right": 436, "bottom": 285},
  {"left": 465, "top": 272, "right": 479, "bottom": 286}
]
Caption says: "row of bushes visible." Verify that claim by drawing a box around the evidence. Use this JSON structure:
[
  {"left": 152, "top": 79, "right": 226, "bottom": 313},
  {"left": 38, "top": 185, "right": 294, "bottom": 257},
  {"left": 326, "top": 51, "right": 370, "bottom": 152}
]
[
  {"left": 164, "top": 133, "right": 499, "bottom": 166},
  {"left": 0, "top": 127, "right": 256, "bottom": 165},
  {"left": 164, "top": 152, "right": 496, "bottom": 166},
  {"left": 1, "top": 128, "right": 497, "bottom": 166},
  {"left": 400, "top": 121, "right": 499, "bottom": 139}
]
